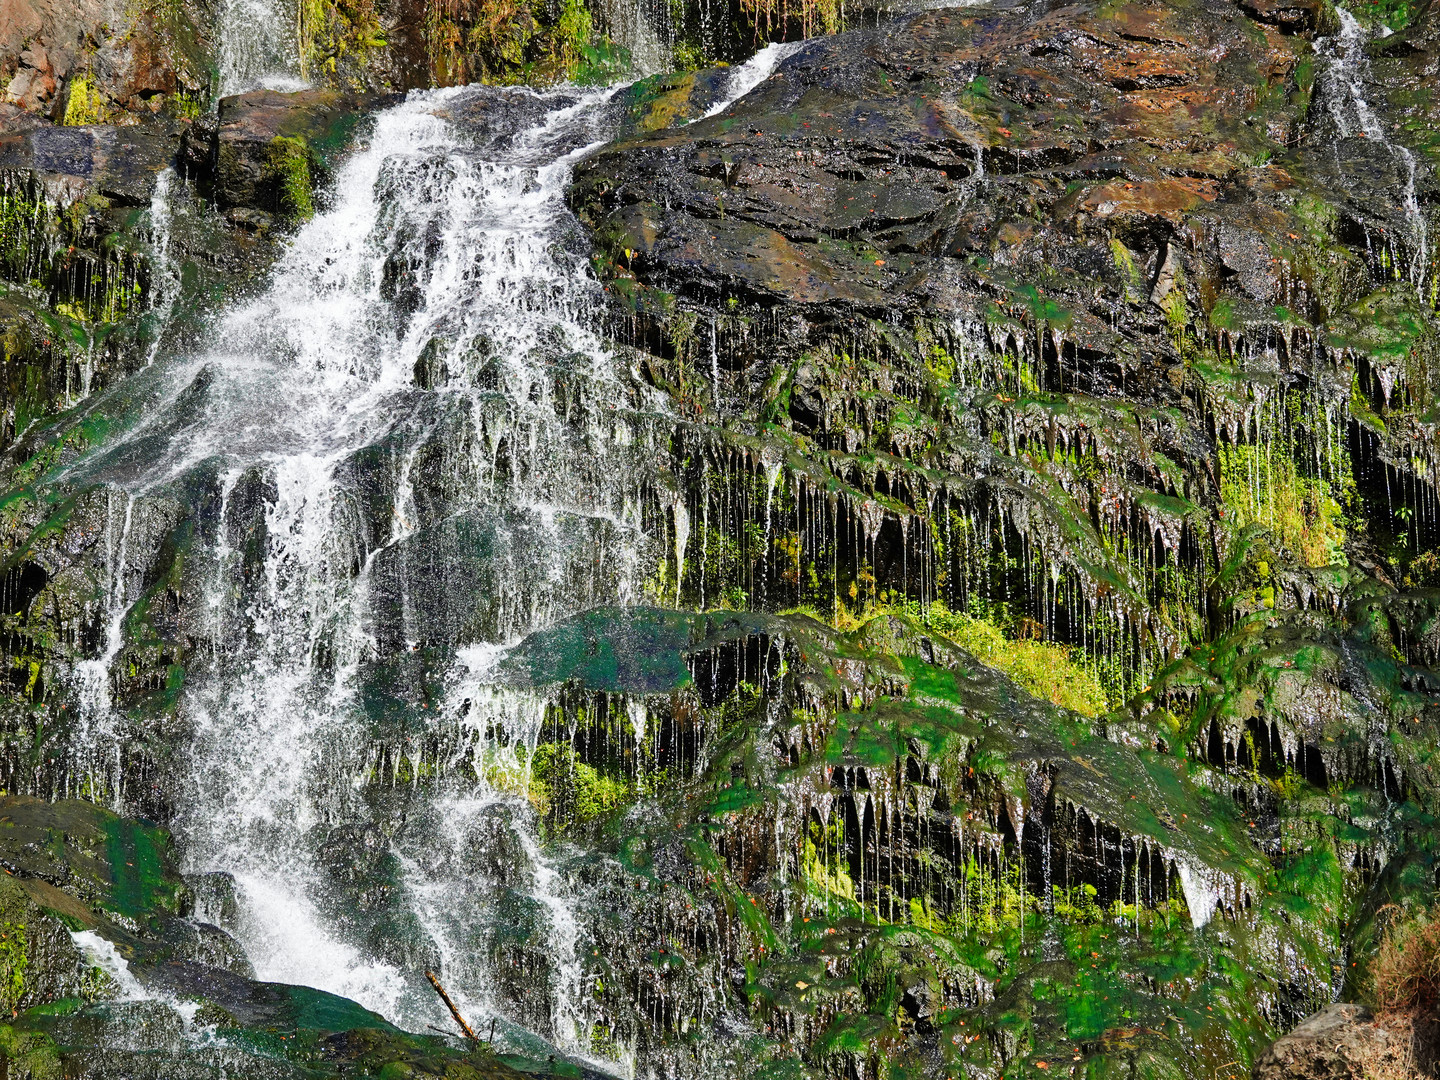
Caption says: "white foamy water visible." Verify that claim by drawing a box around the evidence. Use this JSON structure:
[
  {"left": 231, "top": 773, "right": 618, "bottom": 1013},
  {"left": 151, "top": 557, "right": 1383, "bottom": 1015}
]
[
  {"left": 47, "top": 80, "right": 679, "bottom": 1058},
  {"left": 70, "top": 931, "right": 205, "bottom": 1030},
  {"left": 1321, "top": 8, "right": 1430, "bottom": 286},
  {"left": 704, "top": 41, "right": 804, "bottom": 117},
  {"left": 71, "top": 931, "right": 150, "bottom": 1001}
]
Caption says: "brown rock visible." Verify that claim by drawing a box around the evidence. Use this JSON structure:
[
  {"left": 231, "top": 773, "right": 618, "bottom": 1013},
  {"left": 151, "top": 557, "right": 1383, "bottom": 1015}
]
[
  {"left": 571, "top": 0, "right": 1319, "bottom": 336},
  {"left": 1076, "top": 178, "right": 1221, "bottom": 229},
  {"left": 0, "top": 0, "right": 213, "bottom": 120},
  {"left": 1252, "top": 1004, "right": 1410, "bottom": 1080}
]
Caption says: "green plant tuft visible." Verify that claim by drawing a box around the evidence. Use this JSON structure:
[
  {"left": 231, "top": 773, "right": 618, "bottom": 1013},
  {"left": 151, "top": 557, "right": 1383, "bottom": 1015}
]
[{"left": 266, "top": 137, "right": 316, "bottom": 222}]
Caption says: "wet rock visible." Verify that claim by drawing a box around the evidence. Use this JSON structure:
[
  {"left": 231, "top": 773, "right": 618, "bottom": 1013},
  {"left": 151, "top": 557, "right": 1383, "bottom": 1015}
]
[
  {"left": 572, "top": 0, "right": 1318, "bottom": 341},
  {"left": 0, "top": 121, "right": 178, "bottom": 205},
  {"left": 0, "top": 795, "right": 191, "bottom": 917},
  {"left": 198, "top": 89, "right": 395, "bottom": 215},
  {"left": 0, "top": 872, "right": 88, "bottom": 1010},
  {"left": 188, "top": 870, "right": 242, "bottom": 927},
  {"left": 315, "top": 820, "right": 441, "bottom": 973},
  {"left": 1236, "top": 0, "right": 1330, "bottom": 31}
]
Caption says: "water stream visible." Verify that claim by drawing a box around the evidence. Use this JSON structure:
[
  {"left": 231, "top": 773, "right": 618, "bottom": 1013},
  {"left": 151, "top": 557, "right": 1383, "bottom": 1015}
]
[
  {"left": 1321, "top": 8, "right": 1430, "bottom": 286},
  {"left": 63, "top": 77, "right": 674, "bottom": 1057},
  {"left": 216, "top": 0, "right": 306, "bottom": 94}
]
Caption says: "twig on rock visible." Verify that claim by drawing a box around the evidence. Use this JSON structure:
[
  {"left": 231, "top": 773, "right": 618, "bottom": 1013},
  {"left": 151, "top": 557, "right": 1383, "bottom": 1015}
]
[{"left": 425, "top": 971, "right": 481, "bottom": 1046}]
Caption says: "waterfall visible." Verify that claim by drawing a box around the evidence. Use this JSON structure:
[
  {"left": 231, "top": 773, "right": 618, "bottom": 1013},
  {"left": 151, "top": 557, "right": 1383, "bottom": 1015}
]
[
  {"left": 1321, "top": 8, "right": 1430, "bottom": 287},
  {"left": 58, "top": 81, "right": 675, "bottom": 1056},
  {"left": 45, "top": 22, "right": 877, "bottom": 1070},
  {"left": 216, "top": 0, "right": 306, "bottom": 95}
]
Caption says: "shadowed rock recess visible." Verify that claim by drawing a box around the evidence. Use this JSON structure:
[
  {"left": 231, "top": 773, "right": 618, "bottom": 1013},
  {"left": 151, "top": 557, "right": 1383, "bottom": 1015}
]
[{"left": 2, "top": 0, "right": 1440, "bottom": 1074}]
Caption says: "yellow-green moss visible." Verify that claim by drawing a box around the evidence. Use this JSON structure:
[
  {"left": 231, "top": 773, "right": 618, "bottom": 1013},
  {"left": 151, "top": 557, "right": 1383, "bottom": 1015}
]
[
  {"left": 61, "top": 75, "right": 109, "bottom": 126},
  {"left": 298, "top": 0, "right": 387, "bottom": 79},
  {"left": 0, "top": 1024, "right": 60, "bottom": 1080},
  {"left": 552, "top": 0, "right": 593, "bottom": 69},
  {"left": 529, "top": 743, "right": 631, "bottom": 823},
  {"left": 1219, "top": 444, "right": 1346, "bottom": 568},
  {"left": 1110, "top": 239, "right": 1143, "bottom": 304},
  {"left": 814, "top": 600, "right": 1111, "bottom": 716},
  {"left": 923, "top": 607, "right": 1110, "bottom": 717}
]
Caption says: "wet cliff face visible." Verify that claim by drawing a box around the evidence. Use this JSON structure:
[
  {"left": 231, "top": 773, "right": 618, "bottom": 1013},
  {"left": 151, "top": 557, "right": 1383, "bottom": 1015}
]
[
  {"left": 555, "top": 0, "right": 1440, "bottom": 1074},
  {"left": 0, "top": 0, "right": 1437, "bottom": 1077}
]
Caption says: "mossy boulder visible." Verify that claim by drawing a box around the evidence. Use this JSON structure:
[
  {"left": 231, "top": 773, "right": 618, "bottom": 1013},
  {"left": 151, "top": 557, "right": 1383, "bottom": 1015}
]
[
  {"left": 196, "top": 89, "right": 395, "bottom": 222},
  {"left": 0, "top": 873, "right": 86, "bottom": 1013}
]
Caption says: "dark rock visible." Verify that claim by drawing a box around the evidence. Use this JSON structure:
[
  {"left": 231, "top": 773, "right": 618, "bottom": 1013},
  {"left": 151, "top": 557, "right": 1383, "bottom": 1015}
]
[
  {"left": 0, "top": 121, "right": 178, "bottom": 205},
  {"left": 1236, "top": 0, "right": 1331, "bottom": 31},
  {"left": 572, "top": 0, "right": 1321, "bottom": 339},
  {"left": 188, "top": 870, "right": 242, "bottom": 926},
  {"left": 205, "top": 89, "right": 393, "bottom": 213},
  {"left": 0, "top": 873, "right": 88, "bottom": 1011},
  {"left": 132, "top": 959, "right": 291, "bottom": 1026}
]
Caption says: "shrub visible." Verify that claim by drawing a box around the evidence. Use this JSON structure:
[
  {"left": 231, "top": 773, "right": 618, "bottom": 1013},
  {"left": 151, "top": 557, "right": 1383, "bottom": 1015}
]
[{"left": 1372, "top": 907, "right": 1440, "bottom": 1014}]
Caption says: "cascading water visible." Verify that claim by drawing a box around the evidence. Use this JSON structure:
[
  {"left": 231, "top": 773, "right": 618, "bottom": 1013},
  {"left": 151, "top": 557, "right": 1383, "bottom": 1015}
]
[
  {"left": 1320, "top": 8, "right": 1431, "bottom": 286},
  {"left": 143, "top": 168, "right": 183, "bottom": 368},
  {"left": 216, "top": 0, "right": 306, "bottom": 94},
  {"left": 702, "top": 41, "right": 803, "bottom": 117},
  {"left": 49, "top": 36, "right": 812, "bottom": 1071},
  {"left": 56, "top": 76, "right": 697, "bottom": 1060},
  {"left": 72, "top": 490, "right": 135, "bottom": 794}
]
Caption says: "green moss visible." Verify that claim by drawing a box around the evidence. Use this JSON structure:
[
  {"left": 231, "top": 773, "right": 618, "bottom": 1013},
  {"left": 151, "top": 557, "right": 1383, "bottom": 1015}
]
[
  {"left": 1110, "top": 240, "right": 1143, "bottom": 303},
  {"left": 1162, "top": 286, "right": 1189, "bottom": 356},
  {"left": 629, "top": 72, "right": 698, "bottom": 132},
  {"left": 1350, "top": 0, "right": 1418, "bottom": 28},
  {"left": 572, "top": 40, "right": 631, "bottom": 85},
  {"left": 1013, "top": 283, "right": 1073, "bottom": 329},
  {"left": 297, "top": 0, "right": 388, "bottom": 80},
  {"left": 61, "top": 75, "right": 109, "bottom": 126},
  {"left": 1218, "top": 444, "right": 1346, "bottom": 568},
  {"left": 869, "top": 602, "right": 1108, "bottom": 716},
  {"left": 0, "top": 1024, "right": 60, "bottom": 1080},
  {"left": 0, "top": 921, "right": 26, "bottom": 1010},
  {"left": 553, "top": 0, "right": 594, "bottom": 69},
  {"left": 100, "top": 814, "right": 188, "bottom": 920},
  {"left": 266, "top": 136, "right": 316, "bottom": 221},
  {"left": 530, "top": 742, "right": 632, "bottom": 824}
]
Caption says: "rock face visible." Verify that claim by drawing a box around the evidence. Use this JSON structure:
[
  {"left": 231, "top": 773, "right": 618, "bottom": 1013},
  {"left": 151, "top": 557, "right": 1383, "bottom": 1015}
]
[
  {"left": 570, "top": 0, "right": 1440, "bottom": 700},
  {"left": 579, "top": 0, "right": 1330, "bottom": 324},
  {"left": 0, "top": 0, "right": 215, "bottom": 123},
  {"left": 0, "top": 0, "right": 1438, "bottom": 1078},
  {"left": 1252, "top": 1004, "right": 1414, "bottom": 1080},
  {"left": 551, "top": 0, "right": 1440, "bottom": 1074}
]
